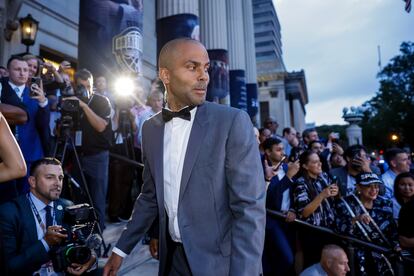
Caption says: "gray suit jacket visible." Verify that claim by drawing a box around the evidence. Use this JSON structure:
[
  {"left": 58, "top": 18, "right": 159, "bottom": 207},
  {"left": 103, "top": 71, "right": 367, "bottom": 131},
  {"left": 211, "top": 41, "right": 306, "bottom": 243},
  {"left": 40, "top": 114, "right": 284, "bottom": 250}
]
[{"left": 116, "top": 102, "right": 266, "bottom": 276}]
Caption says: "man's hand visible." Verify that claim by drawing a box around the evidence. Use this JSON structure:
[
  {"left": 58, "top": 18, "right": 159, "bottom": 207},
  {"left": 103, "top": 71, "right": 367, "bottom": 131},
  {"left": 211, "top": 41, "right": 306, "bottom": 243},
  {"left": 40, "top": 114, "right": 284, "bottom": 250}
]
[
  {"left": 43, "top": 62, "right": 57, "bottom": 73},
  {"left": 264, "top": 158, "right": 278, "bottom": 181},
  {"left": 66, "top": 254, "right": 96, "bottom": 275},
  {"left": 30, "top": 84, "right": 47, "bottom": 105},
  {"left": 332, "top": 143, "right": 344, "bottom": 155},
  {"left": 103, "top": 252, "right": 124, "bottom": 276},
  {"left": 62, "top": 96, "right": 87, "bottom": 109},
  {"left": 59, "top": 60, "right": 71, "bottom": 73},
  {"left": 149, "top": 238, "right": 159, "bottom": 259},
  {"left": 352, "top": 156, "right": 371, "bottom": 172},
  {"left": 286, "top": 160, "right": 300, "bottom": 179},
  {"left": 285, "top": 211, "right": 296, "bottom": 222},
  {"left": 44, "top": 226, "right": 67, "bottom": 246}
]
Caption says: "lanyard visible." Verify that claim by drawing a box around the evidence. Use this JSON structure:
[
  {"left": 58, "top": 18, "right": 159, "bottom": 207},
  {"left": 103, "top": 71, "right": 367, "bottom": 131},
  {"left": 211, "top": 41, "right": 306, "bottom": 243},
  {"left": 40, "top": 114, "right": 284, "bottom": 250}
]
[{"left": 27, "top": 193, "right": 55, "bottom": 234}]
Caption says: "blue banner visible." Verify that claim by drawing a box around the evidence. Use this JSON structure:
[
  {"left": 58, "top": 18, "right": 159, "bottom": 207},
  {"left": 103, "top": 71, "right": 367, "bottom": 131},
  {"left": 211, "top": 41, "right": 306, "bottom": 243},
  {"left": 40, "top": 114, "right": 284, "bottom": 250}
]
[
  {"left": 78, "top": 0, "right": 143, "bottom": 79},
  {"left": 246, "top": 83, "right": 258, "bottom": 117},
  {"left": 156, "top": 13, "right": 199, "bottom": 58},
  {"left": 229, "top": 70, "right": 247, "bottom": 111},
  {"left": 207, "top": 49, "right": 229, "bottom": 102}
]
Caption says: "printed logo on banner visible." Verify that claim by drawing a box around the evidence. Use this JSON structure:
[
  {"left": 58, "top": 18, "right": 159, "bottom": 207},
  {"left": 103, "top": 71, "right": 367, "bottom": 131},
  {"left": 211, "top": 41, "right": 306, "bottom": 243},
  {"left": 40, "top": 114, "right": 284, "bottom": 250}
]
[{"left": 112, "top": 27, "right": 143, "bottom": 73}]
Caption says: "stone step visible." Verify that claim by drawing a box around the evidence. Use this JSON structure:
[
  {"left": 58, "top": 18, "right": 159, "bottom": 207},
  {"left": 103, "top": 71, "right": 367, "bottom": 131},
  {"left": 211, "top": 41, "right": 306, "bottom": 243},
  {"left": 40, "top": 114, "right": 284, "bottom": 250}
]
[{"left": 97, "top": 221, "right": 159, "bottom": 275}]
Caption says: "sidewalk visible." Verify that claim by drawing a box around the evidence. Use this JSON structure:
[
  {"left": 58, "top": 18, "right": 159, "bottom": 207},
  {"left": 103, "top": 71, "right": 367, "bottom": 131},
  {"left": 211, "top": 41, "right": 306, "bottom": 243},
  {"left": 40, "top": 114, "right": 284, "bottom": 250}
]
[{"left": 98, "top": 221, "right": 159, "bottom": 275}]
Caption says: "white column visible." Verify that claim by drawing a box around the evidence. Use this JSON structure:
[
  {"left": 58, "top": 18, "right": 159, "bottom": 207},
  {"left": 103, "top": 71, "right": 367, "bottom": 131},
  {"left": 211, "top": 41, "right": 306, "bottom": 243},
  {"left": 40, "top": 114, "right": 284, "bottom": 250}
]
[
  {"left": 242, "top": 0, "right": 257, "bottom": 83},
  {"left": 157, "top": 0, "right": 198, "bottom": 18},
  {"left": 199, "top": 0, "right": 227, "bottom": 50},
  {"left": 226, "top": 0, "right": 246, "bottom": 70}
]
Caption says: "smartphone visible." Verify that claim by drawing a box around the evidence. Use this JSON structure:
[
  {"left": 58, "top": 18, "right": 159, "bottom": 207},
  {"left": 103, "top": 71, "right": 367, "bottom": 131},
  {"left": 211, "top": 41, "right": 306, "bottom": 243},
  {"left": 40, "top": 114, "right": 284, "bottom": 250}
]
[
  {"left": 30, "top": 77, "right": 41, "bottom": 97},
  {"left": 273, "top": 155, "right": 287, "bottom": 171},
  {"left": 288, "top": 150, "right": 300, "bottom": 163}
]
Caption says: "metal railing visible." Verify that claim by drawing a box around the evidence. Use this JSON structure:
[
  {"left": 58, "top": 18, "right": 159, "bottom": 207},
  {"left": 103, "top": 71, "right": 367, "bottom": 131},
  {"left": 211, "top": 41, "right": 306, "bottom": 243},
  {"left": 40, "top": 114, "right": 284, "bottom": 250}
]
[{"left": 266, "top": 209, "right": 414, "bottom": 276}]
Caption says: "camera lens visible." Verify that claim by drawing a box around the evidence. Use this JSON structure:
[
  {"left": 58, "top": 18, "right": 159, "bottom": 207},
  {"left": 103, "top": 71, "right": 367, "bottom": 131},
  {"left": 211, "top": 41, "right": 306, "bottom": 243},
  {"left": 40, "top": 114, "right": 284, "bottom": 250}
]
[{"left": 65, "top": 245, "right": 91, "bottom": 265}]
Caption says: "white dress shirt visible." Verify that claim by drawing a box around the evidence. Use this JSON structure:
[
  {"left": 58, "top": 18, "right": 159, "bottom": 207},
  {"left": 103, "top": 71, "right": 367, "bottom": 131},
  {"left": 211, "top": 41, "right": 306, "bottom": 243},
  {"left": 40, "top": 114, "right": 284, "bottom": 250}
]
[
  {"left": 163, "top": 107, "right": 197, "bottom": 242},
  {"left": 8, "top": 81, "right": 25, "bottom": 99},
  {"left": 276, "top": 167, "right": 291, "bottom": 212},
  {"left": 29, "top": 193, "right": 62, "bottom": 276}
]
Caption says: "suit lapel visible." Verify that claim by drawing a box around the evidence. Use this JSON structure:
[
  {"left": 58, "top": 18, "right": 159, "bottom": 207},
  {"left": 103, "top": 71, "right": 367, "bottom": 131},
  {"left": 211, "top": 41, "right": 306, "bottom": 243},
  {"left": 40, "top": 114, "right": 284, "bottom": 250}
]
[
  {"left": 20, "top": 196, "right": 39, "bottom": 242},
  {"left": 179, "top": 103, "right": 209, "bottom": 201},
  {"left": 150, "top": 114, "right": 165, "bottom": 203}
]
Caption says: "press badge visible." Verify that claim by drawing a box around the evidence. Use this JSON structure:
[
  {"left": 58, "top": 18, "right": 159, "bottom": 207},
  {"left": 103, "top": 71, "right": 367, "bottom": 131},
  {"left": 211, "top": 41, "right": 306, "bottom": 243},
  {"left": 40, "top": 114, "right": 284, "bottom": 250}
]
[{"left": 75, "top": 130, "right": 82, "bottom": 146}]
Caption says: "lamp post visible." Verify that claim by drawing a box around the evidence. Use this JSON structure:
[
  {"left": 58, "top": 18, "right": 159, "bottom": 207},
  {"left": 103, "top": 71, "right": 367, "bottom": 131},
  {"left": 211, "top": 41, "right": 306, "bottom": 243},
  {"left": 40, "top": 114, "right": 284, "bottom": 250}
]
[
  {"left": 342, "top": 106, "right": 364, "bottom": 146},
  {"left": 19, "top": 14, "right": 39, "bottom": 53}
]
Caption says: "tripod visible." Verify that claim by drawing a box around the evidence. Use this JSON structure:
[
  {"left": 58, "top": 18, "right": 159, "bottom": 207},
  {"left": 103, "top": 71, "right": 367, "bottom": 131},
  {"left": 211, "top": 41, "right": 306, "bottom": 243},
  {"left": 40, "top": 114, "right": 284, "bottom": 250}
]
[
  {"left": 53, "top": 123, "right": 111, "bottom": 257},
  {"left": 115, "top": 109, "right": 136, "bottom": 160}
]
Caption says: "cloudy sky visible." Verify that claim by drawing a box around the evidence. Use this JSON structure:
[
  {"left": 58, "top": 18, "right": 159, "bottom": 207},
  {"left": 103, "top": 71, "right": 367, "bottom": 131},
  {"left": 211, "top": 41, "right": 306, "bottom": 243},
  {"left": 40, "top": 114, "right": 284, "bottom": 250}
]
[{"left": 274, "top": 0, "right": 414, "bottom": 125}]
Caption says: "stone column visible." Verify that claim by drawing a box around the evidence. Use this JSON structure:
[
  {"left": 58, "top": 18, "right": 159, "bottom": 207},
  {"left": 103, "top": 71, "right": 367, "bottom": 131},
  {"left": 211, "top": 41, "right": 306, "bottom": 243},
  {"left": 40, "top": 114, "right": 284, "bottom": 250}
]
[
  {"left": 157, "top": 0, "right": 199, "bottom": 57},
  {"left": 243, "top": 0, "right": 258, "bottom": 119},
  {"left": 199, "top": 0, "right": 229, "bottom": 105},
  {"left": 226, "top": 0, "right": 247, "bottom": 111}
]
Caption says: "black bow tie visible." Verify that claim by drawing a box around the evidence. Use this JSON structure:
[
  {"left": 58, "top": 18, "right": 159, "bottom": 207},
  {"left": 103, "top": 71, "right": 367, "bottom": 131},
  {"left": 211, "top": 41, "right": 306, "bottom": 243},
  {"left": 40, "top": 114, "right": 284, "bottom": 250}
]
[{"left": 162, "top": 106, "right": 194, "bottom": 122}]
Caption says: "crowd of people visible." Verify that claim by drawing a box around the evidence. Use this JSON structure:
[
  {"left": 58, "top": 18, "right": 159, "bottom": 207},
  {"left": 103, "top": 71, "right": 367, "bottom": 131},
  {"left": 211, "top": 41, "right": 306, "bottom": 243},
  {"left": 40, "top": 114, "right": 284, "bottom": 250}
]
[
  {"left": 0, "top": 52, "right": 164, "bottom": 275},
  {"left": 0, "top": 39, "right": 413, "bottom": 276},
  {"left": 258, "top": 118, "right": 414, "bottom": 275}
]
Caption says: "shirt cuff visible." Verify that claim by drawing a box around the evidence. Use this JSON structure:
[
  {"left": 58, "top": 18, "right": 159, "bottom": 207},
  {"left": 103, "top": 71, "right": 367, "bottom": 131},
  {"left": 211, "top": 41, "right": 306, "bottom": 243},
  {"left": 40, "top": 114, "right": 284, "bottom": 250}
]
[
  {"left": 41, "top": 238, "right": 50, "bottom": 252},
  {"left": 112, "top": 247, "right": 128, "bottom": 258},
  {"left": 38, "top": 98, "right": 48, "bottom": 108}
]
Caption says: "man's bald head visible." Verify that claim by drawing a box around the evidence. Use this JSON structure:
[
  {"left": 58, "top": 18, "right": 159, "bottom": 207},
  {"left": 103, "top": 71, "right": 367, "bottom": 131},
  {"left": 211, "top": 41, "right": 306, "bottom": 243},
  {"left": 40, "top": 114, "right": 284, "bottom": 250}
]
[
  {"left": 158, "top": 38, "right": 205, "bottom": 69},
  {"left": 321, "top": 244, "right": 350, "bottom": 276}
]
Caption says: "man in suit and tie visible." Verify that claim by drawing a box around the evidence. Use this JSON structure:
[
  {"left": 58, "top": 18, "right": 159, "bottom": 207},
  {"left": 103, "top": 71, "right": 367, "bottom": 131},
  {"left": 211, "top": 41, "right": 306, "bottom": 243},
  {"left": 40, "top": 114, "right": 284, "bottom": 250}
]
[
  {"left": 6, "top": 55, "right": 50, "bottom": 195},
  {"left": 104, "top": 38, "right": 266, "bottom": 276},
  {"left": 0, "top": 157, "right": 96, "bottom": 275},
  {"left": 262, "top": 137, "right": 299, "bottom": 276}
]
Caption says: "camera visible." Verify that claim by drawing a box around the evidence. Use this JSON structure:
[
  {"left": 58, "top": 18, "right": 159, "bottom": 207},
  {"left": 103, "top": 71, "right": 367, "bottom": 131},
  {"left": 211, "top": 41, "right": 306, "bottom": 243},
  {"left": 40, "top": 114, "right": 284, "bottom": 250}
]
[
  {"left": 50, "top": 203, "right": 101, "bottom": 272},
  {"left": 58, "top": 84, "right": 89, "bottom": 131}
]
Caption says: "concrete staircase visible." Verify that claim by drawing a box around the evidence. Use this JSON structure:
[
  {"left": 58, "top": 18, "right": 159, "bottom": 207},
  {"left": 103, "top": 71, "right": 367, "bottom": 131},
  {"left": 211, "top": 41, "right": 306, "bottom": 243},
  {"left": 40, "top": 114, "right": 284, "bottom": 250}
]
[{"left": 98, "top": 221, "right": 159, "bottom": 275}]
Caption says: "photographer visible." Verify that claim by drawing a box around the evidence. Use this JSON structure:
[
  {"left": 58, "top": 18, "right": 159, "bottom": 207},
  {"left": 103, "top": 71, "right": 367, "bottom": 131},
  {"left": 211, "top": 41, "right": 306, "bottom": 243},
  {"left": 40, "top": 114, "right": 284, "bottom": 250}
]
[
  {"left": 0, "top": 157, "right": 96, "bottom": 275},
  {"left": 62, "top": 69, "right": 112, "bottom": 231}
]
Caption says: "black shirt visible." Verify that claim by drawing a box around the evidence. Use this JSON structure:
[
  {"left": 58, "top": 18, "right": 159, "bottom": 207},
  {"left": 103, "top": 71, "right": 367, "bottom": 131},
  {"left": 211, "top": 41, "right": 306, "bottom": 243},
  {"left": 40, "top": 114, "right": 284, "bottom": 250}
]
[
  {"left": 80, "top": 93, "right": 112, "bottom": 154},
  {"left": 399, "top": 198, "right": 414, "bottom": 238}
]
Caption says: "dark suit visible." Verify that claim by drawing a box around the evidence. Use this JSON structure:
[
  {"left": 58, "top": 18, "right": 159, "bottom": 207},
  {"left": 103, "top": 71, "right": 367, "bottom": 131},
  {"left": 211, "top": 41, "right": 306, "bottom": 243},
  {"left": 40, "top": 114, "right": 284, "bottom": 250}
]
[
  {"left": 0, "top": 195, "right": 69, "bottom": 275},
  {"left": 0, "top": 78, "right": 29, "bottom": 203},
  {"left": 263, "top": 164, "right": 296, "bottom": 276},
  {"left": 115, "top": 102, "right": 266, "bottom": 276}
]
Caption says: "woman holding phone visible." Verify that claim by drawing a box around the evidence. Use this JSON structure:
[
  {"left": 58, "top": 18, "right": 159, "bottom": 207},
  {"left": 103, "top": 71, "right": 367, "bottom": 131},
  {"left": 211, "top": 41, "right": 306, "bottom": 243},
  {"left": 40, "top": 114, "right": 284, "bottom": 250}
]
[{"left": 293, "top": 150, "right": 339, "bottom": 268}]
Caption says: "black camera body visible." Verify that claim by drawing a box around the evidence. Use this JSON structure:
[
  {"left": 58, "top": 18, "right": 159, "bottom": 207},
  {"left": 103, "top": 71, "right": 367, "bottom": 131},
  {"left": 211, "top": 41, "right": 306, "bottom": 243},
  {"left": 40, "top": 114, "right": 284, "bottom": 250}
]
[
  {"left": 58, "top": 84, "right": 89, "bottom": 131},
  {"left": 50, "top": 204, "right": 100, "bottom": 272}
]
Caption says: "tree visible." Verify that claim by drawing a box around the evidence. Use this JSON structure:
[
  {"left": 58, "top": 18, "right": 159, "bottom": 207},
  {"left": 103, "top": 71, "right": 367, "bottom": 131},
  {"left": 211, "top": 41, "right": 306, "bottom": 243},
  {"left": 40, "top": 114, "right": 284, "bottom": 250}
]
[{"left": 361, "top": 41, "right": 414, "bottom": 150}]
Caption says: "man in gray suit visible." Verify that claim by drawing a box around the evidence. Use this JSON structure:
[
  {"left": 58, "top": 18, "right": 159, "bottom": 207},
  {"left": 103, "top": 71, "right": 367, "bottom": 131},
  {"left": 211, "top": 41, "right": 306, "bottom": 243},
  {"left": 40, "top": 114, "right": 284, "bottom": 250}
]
[{"left": 103, "top": 38, "right": 266, "bottom": 276}]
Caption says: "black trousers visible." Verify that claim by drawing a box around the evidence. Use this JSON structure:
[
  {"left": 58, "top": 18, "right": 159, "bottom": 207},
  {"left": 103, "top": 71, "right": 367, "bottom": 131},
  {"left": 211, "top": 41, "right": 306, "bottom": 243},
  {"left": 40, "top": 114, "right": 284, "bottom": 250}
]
[{"left": 165, "top": 233, "right": 192, "bottom": 276}]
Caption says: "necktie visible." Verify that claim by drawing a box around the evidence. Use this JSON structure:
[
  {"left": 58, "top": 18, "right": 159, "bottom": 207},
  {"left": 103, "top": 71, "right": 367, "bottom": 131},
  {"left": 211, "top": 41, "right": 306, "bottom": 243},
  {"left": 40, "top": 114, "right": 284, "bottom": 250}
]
[
  {"left": 162, "top": 106, "right": 194, "bottom": 122},
  {"left": 45, "top": 205, "right": 53, "bottom": 228}
]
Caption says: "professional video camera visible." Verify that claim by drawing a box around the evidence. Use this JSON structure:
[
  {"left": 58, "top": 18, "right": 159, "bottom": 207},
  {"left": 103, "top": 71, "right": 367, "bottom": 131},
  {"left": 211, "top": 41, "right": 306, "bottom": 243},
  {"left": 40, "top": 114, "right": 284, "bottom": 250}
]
[
  {"left": 50, "top": 203, "right": 101, "bottom": 272},
  {"left": 58, "top": 84, "right": 89, "bottom": 131}
]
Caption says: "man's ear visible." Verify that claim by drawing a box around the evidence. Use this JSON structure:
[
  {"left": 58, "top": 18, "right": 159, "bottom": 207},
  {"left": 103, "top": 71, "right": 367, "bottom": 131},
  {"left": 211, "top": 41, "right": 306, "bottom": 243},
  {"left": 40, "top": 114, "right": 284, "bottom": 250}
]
[
  {"left": 28, "top": 176, "right": 36, "bottom": 189},
  {"left": 159, "top": 68, "right": 170, "bottom": 85},
  {"left": 390, "top": 159, "right": 397, "bottom": 168}
]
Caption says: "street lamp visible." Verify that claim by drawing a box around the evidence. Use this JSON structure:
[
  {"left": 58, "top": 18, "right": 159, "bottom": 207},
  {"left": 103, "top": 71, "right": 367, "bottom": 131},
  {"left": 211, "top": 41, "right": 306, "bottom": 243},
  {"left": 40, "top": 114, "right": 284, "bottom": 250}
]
[
  {"left": 19, "top": 14, "right": 39, "bottom": 53},
  {"left": 391, "top": 134, "right": 399, "bottom": 141}
]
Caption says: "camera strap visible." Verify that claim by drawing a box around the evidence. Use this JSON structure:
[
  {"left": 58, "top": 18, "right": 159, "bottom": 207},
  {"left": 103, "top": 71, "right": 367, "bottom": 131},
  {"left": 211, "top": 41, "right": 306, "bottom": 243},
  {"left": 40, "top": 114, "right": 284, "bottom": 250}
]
[{"left": 27, "top": 193, "right": 56, "bottom": 234}]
